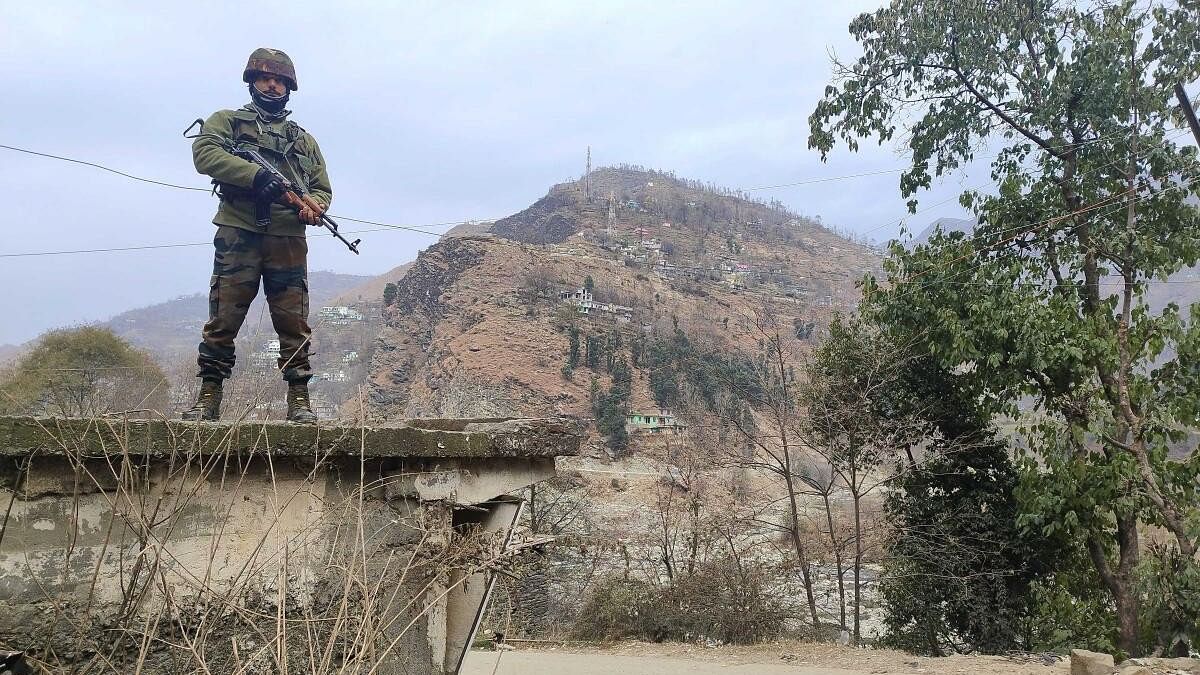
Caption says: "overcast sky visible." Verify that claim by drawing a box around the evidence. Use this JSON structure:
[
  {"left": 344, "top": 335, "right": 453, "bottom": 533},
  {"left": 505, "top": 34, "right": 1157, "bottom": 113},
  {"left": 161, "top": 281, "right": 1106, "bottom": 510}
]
[{"left": 0, "top": 0, "right": 983, "bottom": 345}]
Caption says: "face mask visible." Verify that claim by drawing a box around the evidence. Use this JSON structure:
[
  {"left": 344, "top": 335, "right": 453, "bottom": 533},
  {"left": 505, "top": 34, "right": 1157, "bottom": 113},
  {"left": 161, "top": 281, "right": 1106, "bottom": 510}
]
[{"left": 248, "top": 83, "right": 290, "bottom": 115}]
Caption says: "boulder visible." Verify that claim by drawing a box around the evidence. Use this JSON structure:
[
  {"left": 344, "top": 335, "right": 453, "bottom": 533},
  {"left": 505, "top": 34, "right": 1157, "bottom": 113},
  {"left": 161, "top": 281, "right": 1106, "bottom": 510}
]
[{"left": 1071, "top": 649, "right": 1115, "bottom": 675}]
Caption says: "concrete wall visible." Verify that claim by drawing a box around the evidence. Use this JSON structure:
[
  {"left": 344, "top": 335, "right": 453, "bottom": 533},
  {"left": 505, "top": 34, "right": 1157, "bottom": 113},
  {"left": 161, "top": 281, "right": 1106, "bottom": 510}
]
[{"left": 0, "top": 417, "right": 579, "bottom": 675}]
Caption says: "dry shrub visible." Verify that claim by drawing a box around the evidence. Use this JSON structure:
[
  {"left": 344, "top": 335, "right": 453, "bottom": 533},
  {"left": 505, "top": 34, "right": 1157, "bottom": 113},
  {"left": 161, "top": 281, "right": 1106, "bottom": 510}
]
[
  {"left": 0, "top": 417, "right": 511, "bottom": 674},
  {"left": 571, "top": 556, "right": 784, "bottom": 645}
]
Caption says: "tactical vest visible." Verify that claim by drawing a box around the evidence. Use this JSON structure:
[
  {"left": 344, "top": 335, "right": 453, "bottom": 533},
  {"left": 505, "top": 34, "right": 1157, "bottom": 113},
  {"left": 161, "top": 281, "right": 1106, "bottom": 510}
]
[{"left": 215, "top": 109, "right": 318, "bottom": 209}]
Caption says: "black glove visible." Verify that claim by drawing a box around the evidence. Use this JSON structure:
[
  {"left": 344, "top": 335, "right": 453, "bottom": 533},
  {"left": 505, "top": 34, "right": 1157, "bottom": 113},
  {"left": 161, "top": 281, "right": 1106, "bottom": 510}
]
[{"left": 251, "top": 169, "right": 286, "bottom": 204}]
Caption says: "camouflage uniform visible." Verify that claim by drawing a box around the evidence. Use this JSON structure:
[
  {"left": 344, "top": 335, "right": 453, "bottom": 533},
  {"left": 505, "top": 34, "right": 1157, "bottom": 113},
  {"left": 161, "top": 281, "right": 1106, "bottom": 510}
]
[
  {"left": 200, "top": 226, "right": 313, "bottom": 382},
  {"left": 190, "top": 60, "right": 332, "bottom": 384}
]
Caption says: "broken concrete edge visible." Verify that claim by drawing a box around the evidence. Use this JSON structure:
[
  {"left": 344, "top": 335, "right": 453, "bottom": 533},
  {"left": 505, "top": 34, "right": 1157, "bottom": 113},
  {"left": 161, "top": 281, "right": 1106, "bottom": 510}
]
[{"left": 0, "top": 416, "right": 583, "bottom": 461}]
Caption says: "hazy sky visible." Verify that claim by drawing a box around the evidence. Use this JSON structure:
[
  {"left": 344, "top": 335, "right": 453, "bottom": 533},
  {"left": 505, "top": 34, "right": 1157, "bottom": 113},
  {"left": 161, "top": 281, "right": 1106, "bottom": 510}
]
[{"left": 0, "top": 0, "right": 982, "bottom": 345}]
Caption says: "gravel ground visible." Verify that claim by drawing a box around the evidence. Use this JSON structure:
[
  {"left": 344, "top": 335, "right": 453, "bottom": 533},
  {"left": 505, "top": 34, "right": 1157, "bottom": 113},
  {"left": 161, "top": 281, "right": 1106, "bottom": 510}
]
[{"left": 460, "top": 641, "right": 1071, "bottom": 675}]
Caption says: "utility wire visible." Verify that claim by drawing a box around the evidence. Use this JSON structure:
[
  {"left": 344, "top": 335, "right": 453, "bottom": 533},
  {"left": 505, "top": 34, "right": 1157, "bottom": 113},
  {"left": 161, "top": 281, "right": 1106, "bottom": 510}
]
[
  {"left": 856, "top": 125, "right": 1195, "bottom": 239},
  {"left": 2, "top": 125, "right": 1196, "bottom": 278},
  {"left": 0, "top": 222, "right": 473, "bottom": 258},
  {"left": 0, "top": 142, "right": 471, "bottom": 243},
  {"left": 0, "top": 144, "right": 210, "bottom": 192},
  {"left": 744, "top": 167, "right": 905, "bottom": 191}
]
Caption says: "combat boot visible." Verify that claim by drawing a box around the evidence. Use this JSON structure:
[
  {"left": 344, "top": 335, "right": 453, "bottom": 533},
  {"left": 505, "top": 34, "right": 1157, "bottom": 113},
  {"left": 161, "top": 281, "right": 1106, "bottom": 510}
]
[
  {"left": 181, "top": 380, "right": 223, "bottom": 421},
  {"left": 286, "top": 382, "right": 318, "bottom": 423}
]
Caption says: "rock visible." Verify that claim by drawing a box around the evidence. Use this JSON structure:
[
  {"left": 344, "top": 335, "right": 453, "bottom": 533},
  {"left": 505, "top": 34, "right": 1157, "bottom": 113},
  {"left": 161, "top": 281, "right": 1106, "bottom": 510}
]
[
  {"left": 1071, "top": 649, "right": 1115, "bottom": 675},
  {"left": 610, "top": 478, "right": 627, "bottom": 491},
  {"left": 1116, "top": 666, "right": 1152, "bottom": 675}
]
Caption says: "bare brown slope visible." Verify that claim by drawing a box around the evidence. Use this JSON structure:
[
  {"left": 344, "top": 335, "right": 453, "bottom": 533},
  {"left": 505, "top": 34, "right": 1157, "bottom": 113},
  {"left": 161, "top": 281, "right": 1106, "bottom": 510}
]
[
  {"left": 362, "top": 166, "right": 880, "bottom": 424},
  {"left": 331, "top": 261, "right": 415, "bottom": 306},
  {"left": 365, "top": 240, "right": 876, "bottom": 422}
]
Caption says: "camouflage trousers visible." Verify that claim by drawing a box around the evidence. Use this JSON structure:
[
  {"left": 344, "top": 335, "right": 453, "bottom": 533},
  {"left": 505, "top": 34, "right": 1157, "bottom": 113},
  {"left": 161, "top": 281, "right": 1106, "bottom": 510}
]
[{"left": 196, "top": 226, "right": 312, "bottom": 383}]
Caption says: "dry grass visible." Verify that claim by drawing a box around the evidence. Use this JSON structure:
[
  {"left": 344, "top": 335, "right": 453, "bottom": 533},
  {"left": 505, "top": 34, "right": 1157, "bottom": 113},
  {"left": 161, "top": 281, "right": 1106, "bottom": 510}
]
[{"left": 0, "top": 412, "right": 522, "bottom": 674}]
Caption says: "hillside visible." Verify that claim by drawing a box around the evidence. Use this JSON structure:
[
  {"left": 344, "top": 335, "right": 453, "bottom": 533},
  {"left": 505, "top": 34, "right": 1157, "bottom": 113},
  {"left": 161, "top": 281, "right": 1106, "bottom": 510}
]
[
  {"left": 96, "top": 270, "right": 377, "bottom": 415},
  {"left": 331, "top": 262, "right": 415, "bottom": 306},
  {"left": 0, "top": 344, "right": 22, "bottom": 368},
  {"left": 101, "top": 270, "right": 371, "bottom": 363},
  {"left": 363, "top": 167, "right": 881, "bottom": 430}
]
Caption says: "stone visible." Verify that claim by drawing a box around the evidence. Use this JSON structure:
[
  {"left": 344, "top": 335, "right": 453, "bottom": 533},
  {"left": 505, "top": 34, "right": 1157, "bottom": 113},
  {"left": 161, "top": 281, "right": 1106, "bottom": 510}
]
[
  {"left": 1117, "top": 666, "right": 1152, "bottom": 675},
  {"left": 1071, "top": 649, "right": 1116, "bottom": 675}
]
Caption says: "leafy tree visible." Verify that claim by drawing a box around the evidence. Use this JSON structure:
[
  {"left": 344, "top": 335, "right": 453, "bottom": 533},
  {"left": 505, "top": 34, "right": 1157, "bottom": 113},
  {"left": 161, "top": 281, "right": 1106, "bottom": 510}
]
[
  {"left": 585, "top": 335, "right": 602, "bottom": 370},
  {"left": 803, "top": 317, "right": 920, "bottom": 643},
  {"left": 568, "top": 325, "right": 581, "bottom": 368},
  {"left": 382, "top": 282, "right": 398, "bottom": 306},
  {"left": 0, "top": 326, "right": 167, "bottom": 417},
  {"left": 592, "top": 356, "right": 634, "bottom": 454},
  {"left": 605, "top": 330, "right": 624, "bottom": 371},
  {"left": 811, "top": 0, "right": 1200, "bottom": 654},
  {"left": 881, "top": 418, "right": 1051, "bottom": 655},
  {"left": 630, "top": 334, "right": 645, "bottom": 368},
  {"left": 610, "top": 356, "right": 632, "bottom": 400},
  {"left": 583, "top": 275, "right": 595, "bottom": 293}
]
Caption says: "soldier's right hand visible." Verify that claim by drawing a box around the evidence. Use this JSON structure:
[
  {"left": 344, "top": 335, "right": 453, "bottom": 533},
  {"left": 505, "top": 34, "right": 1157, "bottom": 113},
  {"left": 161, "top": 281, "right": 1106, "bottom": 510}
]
[{"left": 251, "top": 168, "right": 286, "bottom": 204}]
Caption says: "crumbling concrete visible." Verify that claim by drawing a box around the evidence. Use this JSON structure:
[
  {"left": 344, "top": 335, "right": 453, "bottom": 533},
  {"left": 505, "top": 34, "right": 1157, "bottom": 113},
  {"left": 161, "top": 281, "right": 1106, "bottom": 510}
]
[{"left": 0, "top": 416, "right": 579, "bottom": 674}]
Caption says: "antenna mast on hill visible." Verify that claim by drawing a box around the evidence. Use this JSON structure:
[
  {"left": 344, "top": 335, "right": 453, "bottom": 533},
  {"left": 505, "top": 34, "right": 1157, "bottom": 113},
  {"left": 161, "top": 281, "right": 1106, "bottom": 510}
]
[{"left": 585, "top": 146, "right": 592, "bottom": 202}]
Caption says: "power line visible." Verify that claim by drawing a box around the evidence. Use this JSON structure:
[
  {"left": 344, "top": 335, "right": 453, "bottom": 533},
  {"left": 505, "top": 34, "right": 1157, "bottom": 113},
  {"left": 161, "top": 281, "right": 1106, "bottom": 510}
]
[
  {"left": 0, "top": 142, "right": 476, "bottom": 243},
  {"left": 744, "top": 167, "right": 905, "bottom": 191},
  {"left": 856, "top": 125, "right": 1196, "bottom": 240},
  {"left": 0, "top": 144, "right": 210, "bottom": 192},
  {"left": 0, "top": 221, "right": 479, "bottom": 258},
  {"left": 0, "top": 141, "right": 916, "bottom": 259},
  {"left": 884, "top": 173, "right": 1200, "bottom": 302},
  {"left": 3, "top": 130, "right": 1197, "bottom": 287}
]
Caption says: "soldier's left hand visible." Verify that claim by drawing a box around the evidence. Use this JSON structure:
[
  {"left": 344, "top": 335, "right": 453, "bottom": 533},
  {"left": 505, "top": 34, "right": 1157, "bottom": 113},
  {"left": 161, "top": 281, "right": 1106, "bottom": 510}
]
[{"left": 299, "top": 202, "right": 326, "bottom": 225}]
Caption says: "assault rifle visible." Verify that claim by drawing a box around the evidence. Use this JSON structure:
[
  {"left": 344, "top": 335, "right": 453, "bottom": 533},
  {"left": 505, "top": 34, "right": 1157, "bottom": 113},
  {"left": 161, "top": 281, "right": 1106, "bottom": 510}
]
[{"left": 184, "top": 119, "right": 361, "bottom": 254}]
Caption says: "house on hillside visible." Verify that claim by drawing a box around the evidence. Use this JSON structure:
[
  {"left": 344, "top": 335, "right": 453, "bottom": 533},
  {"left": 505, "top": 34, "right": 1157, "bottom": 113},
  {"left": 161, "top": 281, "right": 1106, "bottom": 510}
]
[
  {"left": 626, "top": 410, "right": 687, "bottom": 435},
  {"left": 318, "top": 306, "right": 365, "bottom": 325},
  {"left": 250, "top": 339, "right": 281, "bottom": 368},
  {"left": 559, "top": 288, "right": 596, "bottom": 314},
  {"left": 314, "top": 370, "right": 348, "bottom": 383},
  {"left": 559, "top": 288, "right": 633, "bottom": 319}
]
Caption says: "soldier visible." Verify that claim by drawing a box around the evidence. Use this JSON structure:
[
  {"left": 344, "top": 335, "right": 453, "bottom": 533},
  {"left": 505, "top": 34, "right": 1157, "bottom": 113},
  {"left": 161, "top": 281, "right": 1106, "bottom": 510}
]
[{"left": 181, "top": 48, "right": 332, "bottom": 423}]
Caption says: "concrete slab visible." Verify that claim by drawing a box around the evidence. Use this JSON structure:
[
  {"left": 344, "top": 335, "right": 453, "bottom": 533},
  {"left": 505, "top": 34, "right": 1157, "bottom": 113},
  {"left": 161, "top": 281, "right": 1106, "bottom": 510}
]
[
  {"left": 0, "top": 415, "right": 580, "bottom": 675},
  {"left": 0, "top": 415, "right": 582, "bottom": 460}
]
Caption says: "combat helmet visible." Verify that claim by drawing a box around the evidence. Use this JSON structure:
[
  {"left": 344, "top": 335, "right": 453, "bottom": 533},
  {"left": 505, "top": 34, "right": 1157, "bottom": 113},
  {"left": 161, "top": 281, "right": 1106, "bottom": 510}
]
[{"left": 243, "top": 48, "right": 298, "bottom": 91}]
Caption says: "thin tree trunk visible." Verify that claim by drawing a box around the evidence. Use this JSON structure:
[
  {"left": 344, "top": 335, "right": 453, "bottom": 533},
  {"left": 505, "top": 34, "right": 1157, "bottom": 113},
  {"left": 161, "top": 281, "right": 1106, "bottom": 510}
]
[
  {"left": 1086, "top": 511, "right": 1141, "bottom": 655},
  {"left": 687, "top": 495, "right": 700, "bottom": 576},
  {"left": 822, "top": 490, "right": 847, "bottom": 630},
  {"left": 783, "top": 465, "right": 821, "bottom": 627},
  {"left": 852, "top": 488, "right": 863, "bottom": 645},
  {"left": 769, "top": 330, "right": 821, "bottom": 628}
]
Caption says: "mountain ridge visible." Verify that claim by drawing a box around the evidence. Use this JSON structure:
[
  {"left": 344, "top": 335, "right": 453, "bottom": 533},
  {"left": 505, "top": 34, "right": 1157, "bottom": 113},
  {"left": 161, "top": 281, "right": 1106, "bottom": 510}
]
[{"left": 361, "top": 167, "right": 882, "bottom": 438}]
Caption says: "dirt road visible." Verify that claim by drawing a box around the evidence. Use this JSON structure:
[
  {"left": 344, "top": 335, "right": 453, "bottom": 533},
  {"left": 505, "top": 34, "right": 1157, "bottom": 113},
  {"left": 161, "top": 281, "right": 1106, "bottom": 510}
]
[{"left": 460, "top": 642, "right": 1068, "bottom": 675}]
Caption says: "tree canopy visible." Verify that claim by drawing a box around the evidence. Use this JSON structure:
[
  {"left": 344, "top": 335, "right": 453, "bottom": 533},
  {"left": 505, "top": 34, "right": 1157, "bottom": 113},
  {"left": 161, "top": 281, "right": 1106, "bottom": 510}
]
[
  {"left": 811, "top": 0, "right": 1200, "bottom": 655},
  {"left": 0, "top": 326, "right": 167, "bottom": 417}
]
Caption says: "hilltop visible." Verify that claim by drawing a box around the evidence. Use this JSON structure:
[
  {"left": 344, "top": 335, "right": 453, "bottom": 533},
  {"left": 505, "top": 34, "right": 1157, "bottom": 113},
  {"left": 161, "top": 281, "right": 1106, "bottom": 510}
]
[{"left": 362, "top": 167, "right": 881, "bottom": 436}]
